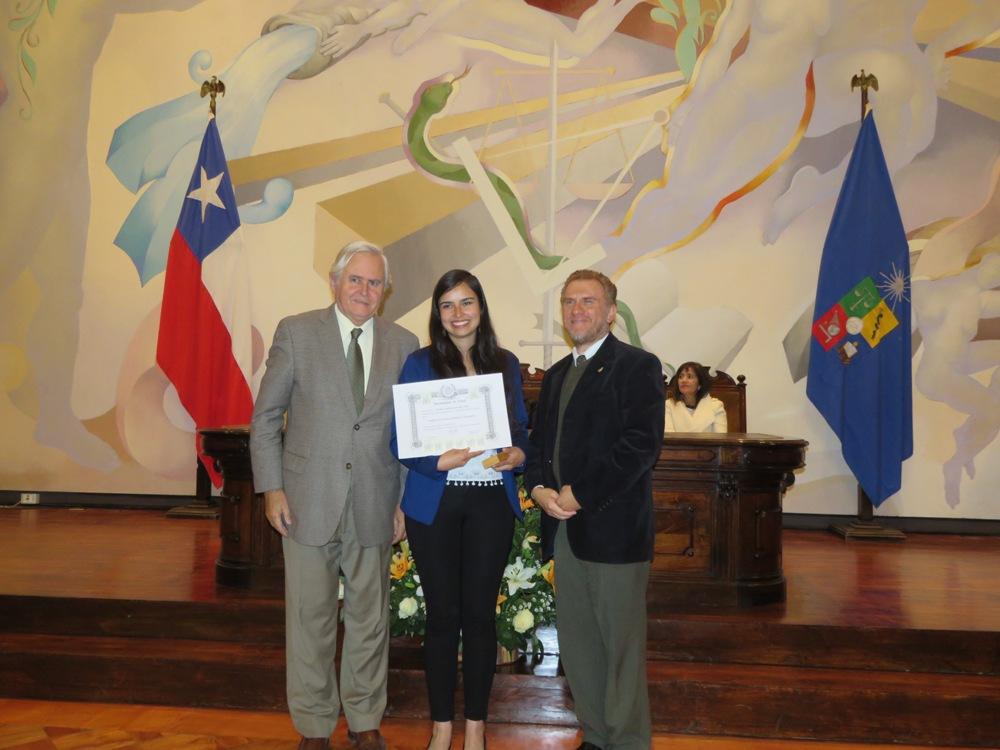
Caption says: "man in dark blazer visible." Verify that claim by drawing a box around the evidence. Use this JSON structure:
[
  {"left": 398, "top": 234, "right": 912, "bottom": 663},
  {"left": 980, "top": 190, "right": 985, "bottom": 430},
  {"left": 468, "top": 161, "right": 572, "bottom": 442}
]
[
  {"left": 251, "top": 241, "right": 418, "bottom": 750},
  {"left": 526, "top": 269, "right": 665, "bottom": 750}
]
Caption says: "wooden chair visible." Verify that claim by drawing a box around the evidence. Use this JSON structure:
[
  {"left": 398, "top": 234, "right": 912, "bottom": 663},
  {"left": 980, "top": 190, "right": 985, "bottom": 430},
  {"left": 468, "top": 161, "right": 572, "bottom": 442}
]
[
  {"left": 665, "top": 369, "right": 747, "bottom": 432},
  {"left": 520, "top": 363, "right": 747, "bottom": 433}
]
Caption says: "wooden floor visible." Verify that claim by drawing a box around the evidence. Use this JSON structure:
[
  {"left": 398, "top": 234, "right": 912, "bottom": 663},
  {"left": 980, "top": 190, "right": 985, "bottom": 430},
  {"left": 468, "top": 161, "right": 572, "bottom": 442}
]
[
  {"left": 2, "top": 507, "right": 999, "bottom": 632},
  {"left": 2, "top": 508, "right": 1000, "bottom": 747},
  {"left": 0, "top": 698, "right": 987, "bottom": 750}
]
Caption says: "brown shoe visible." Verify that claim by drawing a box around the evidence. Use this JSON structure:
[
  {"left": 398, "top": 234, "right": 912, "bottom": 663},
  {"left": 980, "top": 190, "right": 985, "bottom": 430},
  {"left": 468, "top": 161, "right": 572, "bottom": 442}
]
[
  {"left": 296, "top": 738, "right": 329, "bottom": 750},
  {"left": 347, "top": 729, "right": 387, "bottom": 750}
]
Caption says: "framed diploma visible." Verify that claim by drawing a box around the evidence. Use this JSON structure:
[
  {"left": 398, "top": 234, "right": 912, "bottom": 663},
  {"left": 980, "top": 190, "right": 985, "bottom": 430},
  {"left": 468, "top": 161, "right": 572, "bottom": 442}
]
[{"left": 392, "top": 373, "right": 512, "bottom": 459}]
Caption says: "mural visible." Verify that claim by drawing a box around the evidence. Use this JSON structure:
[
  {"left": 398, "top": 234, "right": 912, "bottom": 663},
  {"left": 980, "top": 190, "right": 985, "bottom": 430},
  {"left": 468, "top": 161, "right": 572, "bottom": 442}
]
[{"left": 0, "top": 0, "right": 998, "bottom": 517}]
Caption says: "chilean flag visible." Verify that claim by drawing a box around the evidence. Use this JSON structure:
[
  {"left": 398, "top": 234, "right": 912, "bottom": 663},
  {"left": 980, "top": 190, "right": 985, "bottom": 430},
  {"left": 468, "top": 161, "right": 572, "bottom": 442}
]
[{"left": 156, "top": 117, "right": 253, "bottom": 487}]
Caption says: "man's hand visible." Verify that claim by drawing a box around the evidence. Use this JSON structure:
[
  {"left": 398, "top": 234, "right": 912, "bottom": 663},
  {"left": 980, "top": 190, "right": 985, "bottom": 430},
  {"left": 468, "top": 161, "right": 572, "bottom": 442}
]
[
  {"left": 532, "top": 485, "right": 576, "bottom": 520},
  {"left": 437, "top": 448, "right": 484, "bottom": 472},
  {"left": 392, "top": 505, "right": 407, "bottom": 544},
  {"left": 491, "top": 446, "right": 526, "bottom": 472},
  {"left": 264, "top": 489, "right": 293, "bottom": 537},
  {"left": 319, "top": 24, "right": 371, "bottom": 59},
  {"left": 557, "top": 484, "right": 582, "bottom": 512}
]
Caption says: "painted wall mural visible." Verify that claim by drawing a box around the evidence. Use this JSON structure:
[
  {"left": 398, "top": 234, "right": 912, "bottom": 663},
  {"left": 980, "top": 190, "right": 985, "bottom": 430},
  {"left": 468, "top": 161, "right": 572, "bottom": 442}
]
[{"left": 0, "top": 0, "right": 998, "bottom": 517}]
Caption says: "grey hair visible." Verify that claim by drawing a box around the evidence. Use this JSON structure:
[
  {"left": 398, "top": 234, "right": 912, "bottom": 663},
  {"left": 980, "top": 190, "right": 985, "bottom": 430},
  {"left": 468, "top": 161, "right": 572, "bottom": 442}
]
[{"left": 329, "top": 240, "right": 391, "bottom": 287}]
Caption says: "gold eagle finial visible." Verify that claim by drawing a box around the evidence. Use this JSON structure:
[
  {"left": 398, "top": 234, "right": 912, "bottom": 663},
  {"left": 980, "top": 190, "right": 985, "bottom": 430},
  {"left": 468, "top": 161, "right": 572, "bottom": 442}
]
[
  {"left": 851, "top": 69, "right": 878, "bottom": 118},
  {"left": 200, "top": 76, "right": 226, "bottom": 117}
]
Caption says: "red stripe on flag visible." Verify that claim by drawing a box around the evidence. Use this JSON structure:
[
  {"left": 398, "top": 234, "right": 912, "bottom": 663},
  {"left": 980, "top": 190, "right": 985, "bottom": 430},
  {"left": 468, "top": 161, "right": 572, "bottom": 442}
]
[{"left": 157, "top": 229, "right": 253, "bottom": 484}]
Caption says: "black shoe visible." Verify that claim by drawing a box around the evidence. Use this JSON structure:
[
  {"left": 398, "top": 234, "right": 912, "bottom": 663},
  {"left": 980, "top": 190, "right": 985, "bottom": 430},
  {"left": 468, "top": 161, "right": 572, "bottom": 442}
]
[{"left": 577, "top": 743, "right": 603, "bottom": 750}]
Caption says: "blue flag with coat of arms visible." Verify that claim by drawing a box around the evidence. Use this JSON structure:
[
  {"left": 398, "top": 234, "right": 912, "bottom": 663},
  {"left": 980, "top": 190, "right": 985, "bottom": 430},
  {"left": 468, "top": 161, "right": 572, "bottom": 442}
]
[{"left": 806, "top": 111, "right": 913, "bottom": 506}]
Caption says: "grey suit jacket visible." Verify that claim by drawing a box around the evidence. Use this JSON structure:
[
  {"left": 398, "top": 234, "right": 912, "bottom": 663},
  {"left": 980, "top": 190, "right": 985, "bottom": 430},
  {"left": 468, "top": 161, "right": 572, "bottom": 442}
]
[{"left": 250, "top": 305, "right": 419, "bottom": 547}]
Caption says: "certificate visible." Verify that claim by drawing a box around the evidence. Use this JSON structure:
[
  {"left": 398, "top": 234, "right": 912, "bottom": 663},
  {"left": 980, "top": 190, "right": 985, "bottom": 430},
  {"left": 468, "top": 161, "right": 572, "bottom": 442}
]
[{"left": 392, "top": 373, "right": 512, "bottom": 459}]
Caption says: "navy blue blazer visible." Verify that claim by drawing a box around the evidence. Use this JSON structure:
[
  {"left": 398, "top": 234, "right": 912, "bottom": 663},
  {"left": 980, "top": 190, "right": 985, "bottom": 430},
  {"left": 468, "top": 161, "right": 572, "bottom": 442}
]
[
  {"left": 391, "top": 348, "right": 531, "bottom": 525},
  {"left": 525, "top": 334, "right": 665, "bottom": 564}
]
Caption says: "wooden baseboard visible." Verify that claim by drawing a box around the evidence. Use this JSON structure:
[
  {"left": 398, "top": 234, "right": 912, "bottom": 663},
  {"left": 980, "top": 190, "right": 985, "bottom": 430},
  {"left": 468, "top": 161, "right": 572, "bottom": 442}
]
[
  {"left": 3, "top": 493, "right": 999, "bottom": 535},
  {"left": 783, "top": 512, "right": 1000, "bottom": 535}
]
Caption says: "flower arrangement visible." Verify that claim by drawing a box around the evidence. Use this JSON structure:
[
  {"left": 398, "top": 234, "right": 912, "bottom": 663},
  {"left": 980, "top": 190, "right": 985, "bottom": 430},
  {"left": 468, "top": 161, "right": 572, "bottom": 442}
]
[
  {"left": 388, "top": 479, "right": 556, "bottom": 656},
  {"left": 388, "top": 539, "right": 426, "bottom": 638}
]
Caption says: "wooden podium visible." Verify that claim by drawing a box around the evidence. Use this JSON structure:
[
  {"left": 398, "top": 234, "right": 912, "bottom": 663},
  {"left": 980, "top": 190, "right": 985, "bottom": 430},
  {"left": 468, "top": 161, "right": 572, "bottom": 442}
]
[
  {"left": 202, "top": 428, "right": 806, "bottom": 606},
  {"left": 651, "top": 432, "right": 807, "bottom": 608},
  {"left": 201, "top": 427, "right": 284, "bottom": 590}
]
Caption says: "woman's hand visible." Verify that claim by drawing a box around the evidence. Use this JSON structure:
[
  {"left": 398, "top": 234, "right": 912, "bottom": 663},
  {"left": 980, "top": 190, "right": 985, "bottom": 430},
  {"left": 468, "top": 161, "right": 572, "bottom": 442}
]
[
  {"left": 491, "top": 446, "right": 526, "bottom": 472},
  {"left": 437, "top": 448, "right": 484, "bottom": 472}
]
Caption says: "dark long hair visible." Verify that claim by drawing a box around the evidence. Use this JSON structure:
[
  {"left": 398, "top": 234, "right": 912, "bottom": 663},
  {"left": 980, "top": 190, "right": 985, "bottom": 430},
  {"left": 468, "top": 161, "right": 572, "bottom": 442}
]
[
  {"left": 429, "top": 269, "right": 508, "bottom": 379},
  {"left": 667, "top": 361, "right": 711, "bottom": 405}
]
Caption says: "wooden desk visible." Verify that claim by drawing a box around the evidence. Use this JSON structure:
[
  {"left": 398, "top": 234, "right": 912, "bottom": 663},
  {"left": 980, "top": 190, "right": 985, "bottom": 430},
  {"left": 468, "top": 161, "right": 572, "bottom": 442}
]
[
  {"left": 651, "top": 432, "right": 807, "bottom": 608},
  {"left": 203, "top": 428, "right": 806, "bottom": 606}
]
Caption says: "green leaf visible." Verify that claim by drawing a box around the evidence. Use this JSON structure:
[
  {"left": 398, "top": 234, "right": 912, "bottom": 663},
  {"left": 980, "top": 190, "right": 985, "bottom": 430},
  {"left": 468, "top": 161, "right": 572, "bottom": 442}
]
[
  {"left": 8, "top": 16, "right": 34, "bottom": 31},
  {"left": 682, "top": 0, "right": 702, "bottom": 22},
  {"left": 21, "top": 49, "right": 37, "bottom": 83},
  {"left": 658, "top": 0, "right": 680, "bottom": 14},
  {"left": 676, "top": 27, "right": 698, "bottom": 81},
  {"left": 47, "top": 0, "right": 57, "bottom": 14},
  {"left": 650, "top": 7, "right": 678, "bottom": 27}
]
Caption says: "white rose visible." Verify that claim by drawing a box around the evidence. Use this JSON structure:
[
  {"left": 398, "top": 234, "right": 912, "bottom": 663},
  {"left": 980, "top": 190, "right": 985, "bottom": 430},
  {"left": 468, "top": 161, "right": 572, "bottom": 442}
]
[
  {"left": 512, "top": 608, "right": 534, "bottom": 634},
  {"left": 398, "top": 597, "right": 418, "bottom": 619}
]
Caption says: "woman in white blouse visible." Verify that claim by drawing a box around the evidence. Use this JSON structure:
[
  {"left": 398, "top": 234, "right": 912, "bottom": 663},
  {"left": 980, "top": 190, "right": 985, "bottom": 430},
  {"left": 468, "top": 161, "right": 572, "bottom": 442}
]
[{"left": 665, "top": 361, "right": 728, "bottom": 433}]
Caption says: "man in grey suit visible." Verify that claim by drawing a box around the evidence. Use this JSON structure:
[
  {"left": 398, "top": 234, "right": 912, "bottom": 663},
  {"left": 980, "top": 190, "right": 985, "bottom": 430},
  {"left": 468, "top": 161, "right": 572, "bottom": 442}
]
[{"left": 251, "top": 241, "right": 419, "bottom": 750}]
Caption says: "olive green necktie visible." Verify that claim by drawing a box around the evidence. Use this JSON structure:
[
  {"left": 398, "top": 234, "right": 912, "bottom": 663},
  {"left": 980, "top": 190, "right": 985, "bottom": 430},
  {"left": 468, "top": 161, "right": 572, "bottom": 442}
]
[{"left": 348, "top": 327, "right": 364, "bottom": 415}]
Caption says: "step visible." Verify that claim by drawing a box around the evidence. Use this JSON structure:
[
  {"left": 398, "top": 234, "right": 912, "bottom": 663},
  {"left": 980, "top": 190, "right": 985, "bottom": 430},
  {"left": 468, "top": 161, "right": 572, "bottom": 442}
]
[
  {"left": 0, "top": 633, "right": 286, "bottom": 710},
  {"left": 0, "top": 595, "right": 284, "bottom": 644},
  {"left": 648, "top": 660, "right": 1000, "bottom": 746},
  {"left": 647, "top": 614, "right": 999, "bottom": 675},
  {"left": 4, "top": 634, "right": 999, "bottom": 745},
  {"left": 7, "top": 594, "right": 994, "bottom": 678}
]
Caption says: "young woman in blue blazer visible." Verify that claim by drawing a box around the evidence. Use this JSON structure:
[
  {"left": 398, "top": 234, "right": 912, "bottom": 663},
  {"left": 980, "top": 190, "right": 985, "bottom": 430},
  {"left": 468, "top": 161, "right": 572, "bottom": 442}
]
[{"left": 391, "top": 269, "right": 530, "bottom": 750}]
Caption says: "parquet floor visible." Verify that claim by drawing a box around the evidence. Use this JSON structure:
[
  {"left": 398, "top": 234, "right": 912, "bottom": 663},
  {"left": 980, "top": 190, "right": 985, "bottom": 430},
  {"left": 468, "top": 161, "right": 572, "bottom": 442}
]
[{"left": 0, "top": 700, "right": 984, "bottom": 750}]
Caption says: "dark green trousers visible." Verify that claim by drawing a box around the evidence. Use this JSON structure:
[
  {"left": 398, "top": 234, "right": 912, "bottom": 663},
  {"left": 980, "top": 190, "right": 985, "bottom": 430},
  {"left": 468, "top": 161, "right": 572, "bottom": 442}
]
[{"left": 554, "top": 522, "right": 651, "bottom": 749}]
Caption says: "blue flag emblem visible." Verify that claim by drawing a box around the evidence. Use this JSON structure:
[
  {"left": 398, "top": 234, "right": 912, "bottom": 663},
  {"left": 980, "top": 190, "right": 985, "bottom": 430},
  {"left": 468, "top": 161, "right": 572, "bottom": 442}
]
[{"left": 806, "top": 113, "right": 913, "bottom": 506}]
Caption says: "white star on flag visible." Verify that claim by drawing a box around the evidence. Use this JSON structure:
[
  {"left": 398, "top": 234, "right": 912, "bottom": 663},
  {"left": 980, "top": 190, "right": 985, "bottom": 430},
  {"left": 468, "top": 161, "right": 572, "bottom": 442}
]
[{"left": 186, "top": 166, "right": 226, "bottom": 221}]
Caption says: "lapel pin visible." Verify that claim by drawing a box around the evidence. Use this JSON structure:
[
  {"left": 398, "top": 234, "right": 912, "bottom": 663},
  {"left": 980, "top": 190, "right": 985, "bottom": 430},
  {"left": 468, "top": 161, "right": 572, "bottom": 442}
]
[{"left": 597, "top": 366, "right": 604, "bottom": 373}]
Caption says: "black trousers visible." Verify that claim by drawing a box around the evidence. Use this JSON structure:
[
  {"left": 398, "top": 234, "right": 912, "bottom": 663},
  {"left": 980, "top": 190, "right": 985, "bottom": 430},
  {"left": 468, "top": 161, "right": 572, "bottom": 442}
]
[{"left": 405, "top": 483, "right": 515, "bottom": 721}]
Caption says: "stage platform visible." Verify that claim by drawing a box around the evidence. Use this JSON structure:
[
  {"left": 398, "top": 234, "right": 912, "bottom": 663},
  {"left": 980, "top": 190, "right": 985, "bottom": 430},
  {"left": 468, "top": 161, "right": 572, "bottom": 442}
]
[{"left": 1, "top": 508, "right": 998, "bottom": 746}]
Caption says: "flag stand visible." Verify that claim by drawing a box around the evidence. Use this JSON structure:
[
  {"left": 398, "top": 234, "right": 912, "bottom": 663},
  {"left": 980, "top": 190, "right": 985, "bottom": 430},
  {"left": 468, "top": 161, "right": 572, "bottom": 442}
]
[
  {"left": 156, "top": 76, "right": 237, "bottom": 520},
  {"left": 827, "top": 69, "right": 906, "bottom": 543},
  {"left": 829, "top": 486, "right": 905, "bottom": 541},
  {"left": 166, "top": 460, "right": 220, "bottom": 520}
]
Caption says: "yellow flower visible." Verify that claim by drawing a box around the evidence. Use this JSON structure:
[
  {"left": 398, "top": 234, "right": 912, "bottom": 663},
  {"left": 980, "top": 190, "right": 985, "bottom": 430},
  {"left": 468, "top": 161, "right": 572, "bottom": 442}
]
[
  {"left": 495, "top": 593, "right": 508, "bottom": 614},
  {"left": 389, "top": 550, "right": 412, "bottom": 580},
  {"left": 518, "top": 486, "right": 534, "bottom": 511},
  {"left": 541, "top": 560, "right": 555, "bottom": 590}
]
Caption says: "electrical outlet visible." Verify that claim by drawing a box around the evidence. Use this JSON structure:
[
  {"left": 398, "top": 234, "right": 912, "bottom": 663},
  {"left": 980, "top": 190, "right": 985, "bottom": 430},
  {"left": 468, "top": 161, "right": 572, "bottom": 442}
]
[{"left": 20, "top": 492, "right": 40, "bottom": 505}]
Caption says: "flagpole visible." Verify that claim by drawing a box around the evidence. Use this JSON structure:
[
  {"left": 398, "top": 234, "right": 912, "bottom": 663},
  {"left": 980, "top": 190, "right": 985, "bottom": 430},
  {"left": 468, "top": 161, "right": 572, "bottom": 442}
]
[
  {"left": 829, "top": 70, "right": 905, "bottom": 542},
  {"left": 166, "top": 78, "right": 228, "bottom": 521}
]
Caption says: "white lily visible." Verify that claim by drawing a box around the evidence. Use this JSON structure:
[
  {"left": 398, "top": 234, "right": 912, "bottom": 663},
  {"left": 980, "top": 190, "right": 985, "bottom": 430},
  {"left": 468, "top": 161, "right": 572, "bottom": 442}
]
[{"left": 503, "top": 556, "right": 537, "bottom": 595}]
